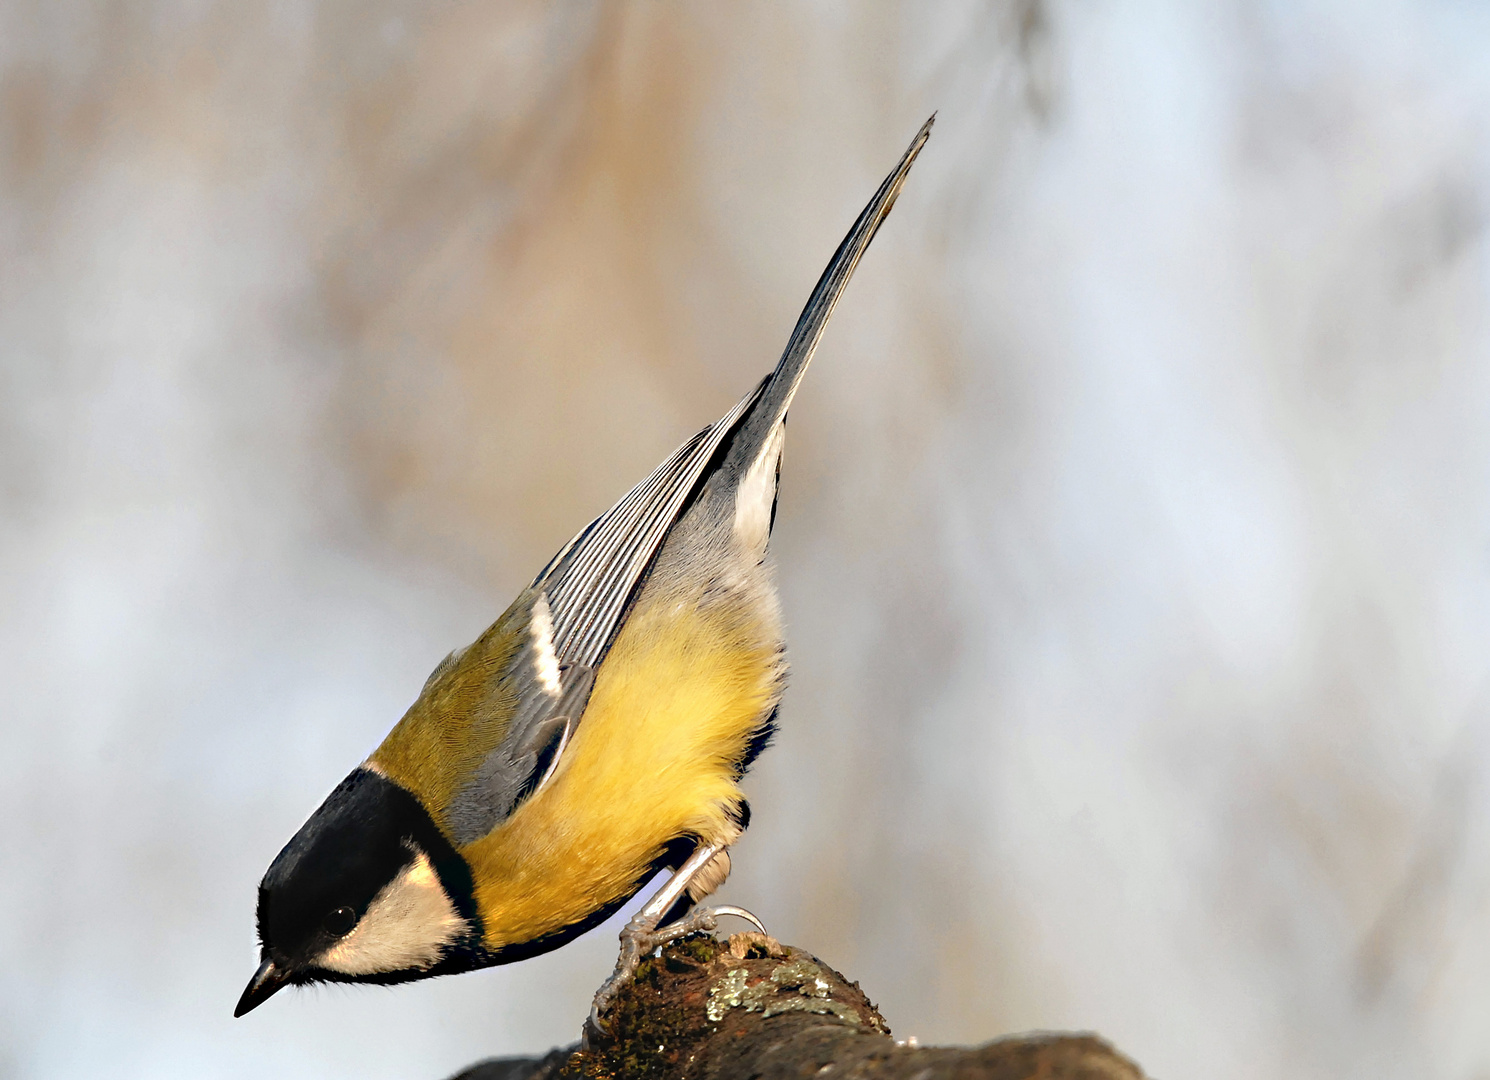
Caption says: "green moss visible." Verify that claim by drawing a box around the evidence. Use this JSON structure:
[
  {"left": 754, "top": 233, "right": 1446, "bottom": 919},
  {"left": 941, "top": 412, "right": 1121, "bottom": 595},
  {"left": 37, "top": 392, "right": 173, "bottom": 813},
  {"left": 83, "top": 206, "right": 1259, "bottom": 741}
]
[{"left": 567, "top": 934, "right": 723, "bottom": 1079}]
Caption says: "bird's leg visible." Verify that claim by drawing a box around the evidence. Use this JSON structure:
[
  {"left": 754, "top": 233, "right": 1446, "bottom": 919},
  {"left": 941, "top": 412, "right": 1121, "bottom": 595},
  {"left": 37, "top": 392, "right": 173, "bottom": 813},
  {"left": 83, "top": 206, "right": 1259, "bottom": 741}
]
[{"left": 586, "top": 842, "right": 766, "bottom": 1038}]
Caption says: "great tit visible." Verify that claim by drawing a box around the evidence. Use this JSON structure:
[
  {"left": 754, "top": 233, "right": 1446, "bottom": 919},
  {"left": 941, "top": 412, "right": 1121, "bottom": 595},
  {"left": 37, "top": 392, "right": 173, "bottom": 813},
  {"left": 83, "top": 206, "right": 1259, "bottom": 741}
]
[{"left": 235, "top": 117, "right": 932, "bottom": 1024}]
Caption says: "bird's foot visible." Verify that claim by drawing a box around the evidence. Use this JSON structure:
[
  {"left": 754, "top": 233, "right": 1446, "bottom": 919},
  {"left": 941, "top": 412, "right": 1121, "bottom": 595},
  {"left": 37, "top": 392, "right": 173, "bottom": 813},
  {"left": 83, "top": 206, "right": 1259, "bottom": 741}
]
[{"left": 585, "top": 904, "right": 767, "bottom": 1042}]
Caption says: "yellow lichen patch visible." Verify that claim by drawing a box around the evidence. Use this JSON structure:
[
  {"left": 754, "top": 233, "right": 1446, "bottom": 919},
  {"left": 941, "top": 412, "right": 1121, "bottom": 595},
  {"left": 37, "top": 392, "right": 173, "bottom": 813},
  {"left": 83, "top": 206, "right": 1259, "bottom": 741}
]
[{"left": 462, "top": 585, "right": 780, "bottom": 950}]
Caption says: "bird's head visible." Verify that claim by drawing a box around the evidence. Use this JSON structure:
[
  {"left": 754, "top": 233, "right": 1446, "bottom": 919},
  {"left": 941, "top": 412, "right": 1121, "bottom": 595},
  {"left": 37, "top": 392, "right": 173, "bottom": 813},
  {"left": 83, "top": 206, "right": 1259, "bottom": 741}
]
[{"left": 235, "top": 766, "right": 478, "bottom": 1016}]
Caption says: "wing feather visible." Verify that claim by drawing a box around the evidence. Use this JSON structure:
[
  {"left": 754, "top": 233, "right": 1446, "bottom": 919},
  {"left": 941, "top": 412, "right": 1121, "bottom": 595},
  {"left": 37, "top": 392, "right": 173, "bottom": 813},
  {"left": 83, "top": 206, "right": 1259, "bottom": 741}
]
[{"left": 538, "top": 386, "right": 762, "bottom": 667}]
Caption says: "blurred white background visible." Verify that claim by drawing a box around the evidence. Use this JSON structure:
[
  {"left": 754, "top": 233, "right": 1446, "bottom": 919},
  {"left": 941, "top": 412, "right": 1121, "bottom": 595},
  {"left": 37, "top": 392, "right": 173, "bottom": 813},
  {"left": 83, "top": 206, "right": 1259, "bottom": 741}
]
[{"left": 4, "top": 3, "right": 1490, "bottom": 1078}]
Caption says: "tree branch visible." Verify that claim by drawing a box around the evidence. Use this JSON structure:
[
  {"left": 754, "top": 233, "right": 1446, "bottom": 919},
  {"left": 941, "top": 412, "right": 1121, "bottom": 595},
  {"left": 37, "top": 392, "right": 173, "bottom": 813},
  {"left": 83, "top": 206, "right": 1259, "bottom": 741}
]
[{"left": 450, "top": 934, "right": 1145, "bottom": 1080}]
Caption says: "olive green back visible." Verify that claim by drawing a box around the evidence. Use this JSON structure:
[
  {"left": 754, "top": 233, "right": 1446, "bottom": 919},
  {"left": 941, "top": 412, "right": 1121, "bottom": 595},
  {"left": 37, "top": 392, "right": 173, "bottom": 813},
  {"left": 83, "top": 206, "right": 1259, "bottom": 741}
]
[{"left": 370, "top": 589, "right": 535, "bottom": 835}]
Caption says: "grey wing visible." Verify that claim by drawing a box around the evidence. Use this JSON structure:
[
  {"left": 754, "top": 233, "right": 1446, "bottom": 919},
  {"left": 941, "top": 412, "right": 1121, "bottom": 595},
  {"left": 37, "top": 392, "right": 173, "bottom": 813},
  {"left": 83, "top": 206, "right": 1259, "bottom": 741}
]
[
  {"left": 442, "top": 389, "right": 762, "bottom": 845},
  {"left": 538, "top": 385, "right": 764, "bottom": 667},
  {"left": 444, "top": 592, "right": 597, "bottom": 846}
]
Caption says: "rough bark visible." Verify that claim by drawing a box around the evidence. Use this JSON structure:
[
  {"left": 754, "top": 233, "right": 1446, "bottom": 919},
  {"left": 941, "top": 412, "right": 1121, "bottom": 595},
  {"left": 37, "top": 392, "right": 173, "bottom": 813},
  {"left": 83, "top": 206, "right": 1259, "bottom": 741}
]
[{"left": 449, "top": 934, "right": 1145, "bottom": 1080}]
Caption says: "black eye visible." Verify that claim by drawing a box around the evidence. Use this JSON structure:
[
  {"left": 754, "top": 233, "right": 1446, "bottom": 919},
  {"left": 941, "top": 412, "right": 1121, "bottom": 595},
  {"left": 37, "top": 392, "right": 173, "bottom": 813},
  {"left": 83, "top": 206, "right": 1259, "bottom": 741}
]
[{"left": 323, "top": 906, "right": 357, "bottom": 937}]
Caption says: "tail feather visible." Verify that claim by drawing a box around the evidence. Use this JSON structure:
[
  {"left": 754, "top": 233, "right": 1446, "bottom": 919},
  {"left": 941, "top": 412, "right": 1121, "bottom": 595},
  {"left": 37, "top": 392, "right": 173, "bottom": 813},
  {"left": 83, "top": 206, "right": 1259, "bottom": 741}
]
[{"left": 720, "top": 114, "right": 934, "bottom": 478}]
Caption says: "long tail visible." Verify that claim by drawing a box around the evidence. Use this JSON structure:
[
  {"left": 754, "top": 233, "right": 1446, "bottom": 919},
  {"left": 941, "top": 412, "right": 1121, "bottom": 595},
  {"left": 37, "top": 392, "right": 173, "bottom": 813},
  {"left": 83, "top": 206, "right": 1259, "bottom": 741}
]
[
  {"left": 536, "top": 116, "right": 933, "bottom": 668},
  {"left": 719, "top": 114, "right": 934, "bottom": 477}
]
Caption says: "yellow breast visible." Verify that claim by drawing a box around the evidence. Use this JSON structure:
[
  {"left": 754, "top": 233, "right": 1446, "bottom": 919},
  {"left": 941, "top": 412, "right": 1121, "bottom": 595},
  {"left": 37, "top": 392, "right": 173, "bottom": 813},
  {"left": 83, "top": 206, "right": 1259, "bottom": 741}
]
[{"left": 460, "top": 583, "right": 782, "bottom": 950}]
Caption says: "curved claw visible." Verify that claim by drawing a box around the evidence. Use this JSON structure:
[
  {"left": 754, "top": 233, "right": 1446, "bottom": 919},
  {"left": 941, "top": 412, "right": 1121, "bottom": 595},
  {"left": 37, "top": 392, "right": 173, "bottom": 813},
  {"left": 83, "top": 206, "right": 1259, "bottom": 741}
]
[{"left": 707, "top": 905, "right": 767, "bottom": 935}]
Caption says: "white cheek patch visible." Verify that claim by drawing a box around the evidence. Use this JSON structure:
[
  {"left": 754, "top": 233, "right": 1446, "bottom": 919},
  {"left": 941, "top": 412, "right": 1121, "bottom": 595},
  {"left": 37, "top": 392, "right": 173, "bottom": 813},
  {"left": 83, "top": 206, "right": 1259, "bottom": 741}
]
[
  {"left": 316, "top": 847, "right": 467, "bottom": 976},
  {"left": 733, "top": 421, "right": 785, "bottom": 558}
]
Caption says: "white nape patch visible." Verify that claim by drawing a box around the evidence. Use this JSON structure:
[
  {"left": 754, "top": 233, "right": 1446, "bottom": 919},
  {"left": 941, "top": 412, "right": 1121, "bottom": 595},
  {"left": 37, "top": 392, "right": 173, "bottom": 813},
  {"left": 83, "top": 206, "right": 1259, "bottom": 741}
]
[
  {"left": 316, "top": 846, "right": 466, "bottom": 976},
  {"left": 733, "top": 421, "right": 786, "bottom": 558},
  {"left": 529, "top": 593, "right": 562, "bottom": 697}
]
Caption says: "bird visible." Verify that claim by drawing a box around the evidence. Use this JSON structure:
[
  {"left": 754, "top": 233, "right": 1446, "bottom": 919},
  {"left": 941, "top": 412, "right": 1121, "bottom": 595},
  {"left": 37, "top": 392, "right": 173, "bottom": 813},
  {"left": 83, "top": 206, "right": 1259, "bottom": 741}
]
[{"left": 235, "top": 116, "right": 933, "bottom": 1028}]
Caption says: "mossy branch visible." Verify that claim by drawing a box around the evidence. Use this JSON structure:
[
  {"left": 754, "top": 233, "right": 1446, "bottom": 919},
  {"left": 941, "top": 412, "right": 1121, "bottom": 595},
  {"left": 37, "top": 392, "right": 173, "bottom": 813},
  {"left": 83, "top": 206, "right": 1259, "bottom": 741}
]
[{"left": 449, "top": 934, "right": 1146, "bottom": 1080}]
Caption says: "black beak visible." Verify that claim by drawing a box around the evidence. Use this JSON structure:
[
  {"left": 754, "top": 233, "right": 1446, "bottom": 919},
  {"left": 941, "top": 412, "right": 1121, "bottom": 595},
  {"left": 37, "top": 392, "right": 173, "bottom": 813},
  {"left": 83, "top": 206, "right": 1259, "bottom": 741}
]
[{"left": 234, "top": 957, "right": 289, "bottom": 1017}]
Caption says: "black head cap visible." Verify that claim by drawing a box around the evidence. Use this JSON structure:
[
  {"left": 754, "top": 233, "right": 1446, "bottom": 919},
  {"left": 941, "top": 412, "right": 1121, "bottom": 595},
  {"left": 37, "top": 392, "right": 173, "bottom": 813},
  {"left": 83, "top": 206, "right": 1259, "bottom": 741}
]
[{"left": 235, "top": 767, "right": 476, "bottom": 1016}]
